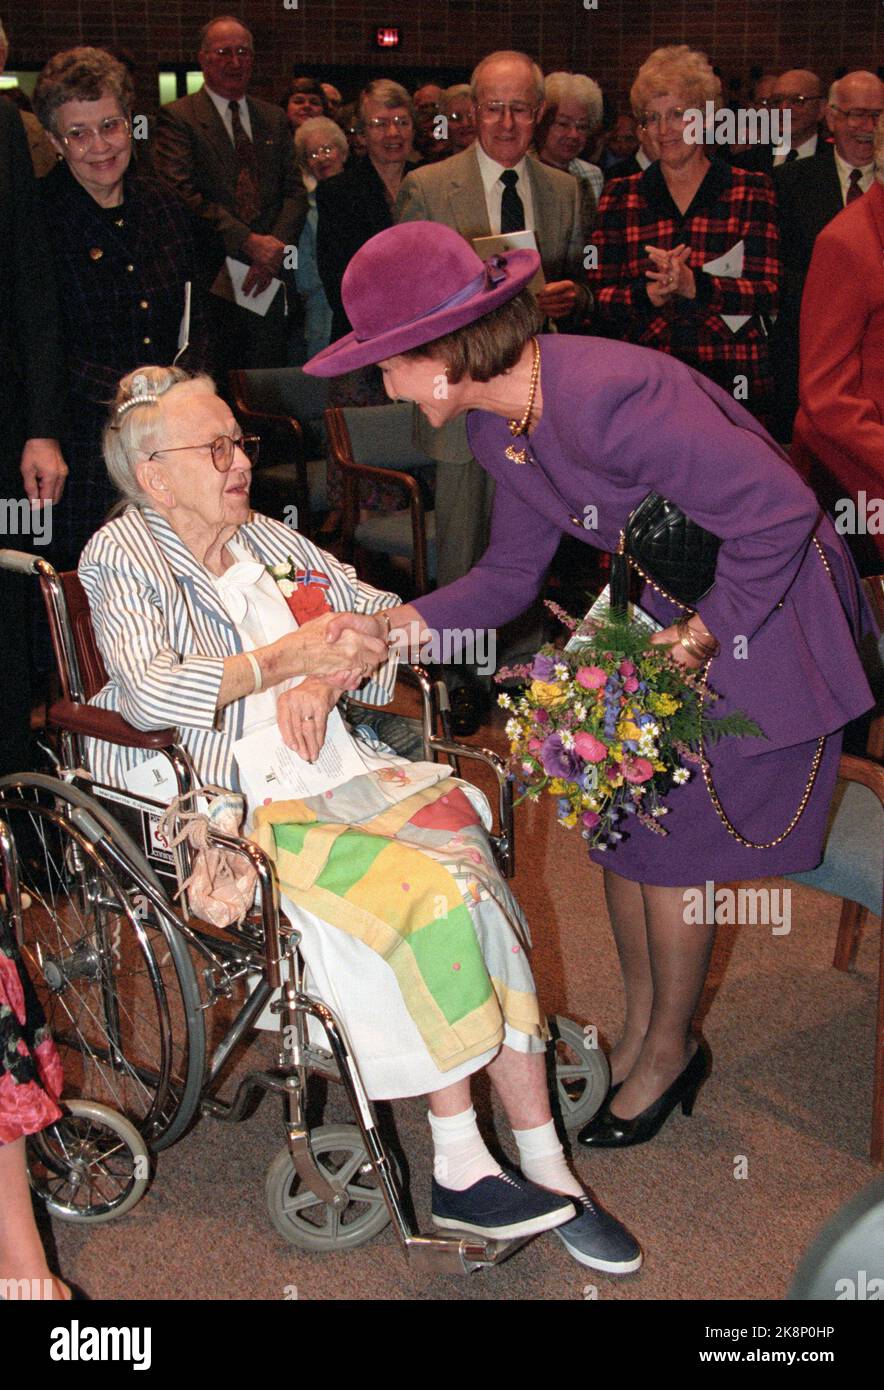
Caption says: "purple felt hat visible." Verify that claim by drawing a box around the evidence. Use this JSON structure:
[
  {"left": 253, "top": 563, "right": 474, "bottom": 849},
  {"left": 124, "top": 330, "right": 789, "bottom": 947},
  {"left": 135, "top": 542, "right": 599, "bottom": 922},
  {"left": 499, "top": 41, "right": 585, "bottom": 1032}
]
[{"left": 303, "top": 221, "right": 540, "bottom": 377}]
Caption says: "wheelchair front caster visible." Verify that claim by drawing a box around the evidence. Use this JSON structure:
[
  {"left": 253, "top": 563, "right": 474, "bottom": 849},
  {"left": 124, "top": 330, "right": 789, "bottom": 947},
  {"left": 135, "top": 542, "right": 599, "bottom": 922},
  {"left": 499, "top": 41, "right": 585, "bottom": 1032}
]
[
  {"left": 265, "top": 1123, "right": 400, "bottom": 1252},
  {"left": 28, "top": 1099, "right": 151, "bottom": 1223},
  {"left": 550, "top": 1015, "right": 612, "bottom": 1130}
]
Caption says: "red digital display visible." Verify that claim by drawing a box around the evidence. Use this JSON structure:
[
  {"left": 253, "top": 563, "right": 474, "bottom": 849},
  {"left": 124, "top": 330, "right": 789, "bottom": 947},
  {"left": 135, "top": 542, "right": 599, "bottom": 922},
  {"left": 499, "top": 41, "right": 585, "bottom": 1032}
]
[{"left": 375, "top": 26, "right": 400, "bottom": 48}]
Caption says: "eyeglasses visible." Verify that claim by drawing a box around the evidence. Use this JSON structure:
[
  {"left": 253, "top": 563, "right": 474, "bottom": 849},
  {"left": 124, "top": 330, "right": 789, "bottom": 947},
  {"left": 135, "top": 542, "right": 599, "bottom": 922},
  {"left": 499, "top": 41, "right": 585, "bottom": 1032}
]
[
  {"left": 830, "top": 105, "right": 883, "bottom": 126},
  {"left": 767, "top": 92, "right": 821, "bottom": 107},
  {"left": 476, "top": 101, "right": 539, "bottom": 122},
  {"left": 60, "top": 115, "right": 130, "bottom": 153},
  {"left": 290, "top": 95, "right": 323, "bottom": 107},
  {"left": 637, "top": 107, "right": 690, "bottom": 129},
  {"left": 147, "top": 433, "right": 260, "bottom": 472},
  {"left": 307, "top": 144, "right": 340, "bottom": 162},
  {"left": 204, "top": 46, "right": 253, "bottom": 60},
  {"left": 364, "top": 115, "right": 412, "bottom": 130},
  {"left": 447, "top": 111, "right": 474, "bottom": 124},
  {"left": 551, "top": 115, "right": 592, "bottom": 135}
]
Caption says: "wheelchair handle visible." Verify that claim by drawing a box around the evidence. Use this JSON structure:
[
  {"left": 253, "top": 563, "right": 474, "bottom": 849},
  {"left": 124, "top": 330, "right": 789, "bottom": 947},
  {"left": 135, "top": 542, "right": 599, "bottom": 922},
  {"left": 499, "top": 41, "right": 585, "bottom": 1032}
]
[{"left": 0, "top": 548, "right": 40, "bottom": 575}]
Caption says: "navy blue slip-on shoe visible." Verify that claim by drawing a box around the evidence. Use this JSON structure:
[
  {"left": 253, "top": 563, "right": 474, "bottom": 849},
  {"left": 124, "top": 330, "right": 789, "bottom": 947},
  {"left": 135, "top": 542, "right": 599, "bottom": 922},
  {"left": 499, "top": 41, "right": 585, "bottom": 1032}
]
[
  {"left": 554, "top": 1192, "right": 643, "bottom": 1274},
  {"left": 431, "top": 1171, "right": 576, "bottom": 1240}
]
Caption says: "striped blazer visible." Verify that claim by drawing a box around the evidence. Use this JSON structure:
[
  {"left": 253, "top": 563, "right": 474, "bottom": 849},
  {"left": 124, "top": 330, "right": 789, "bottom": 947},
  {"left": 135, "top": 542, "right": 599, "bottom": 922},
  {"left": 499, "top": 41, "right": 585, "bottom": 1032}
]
[{"left": 78, "top": 507, "right": 400, "bottom": 791}]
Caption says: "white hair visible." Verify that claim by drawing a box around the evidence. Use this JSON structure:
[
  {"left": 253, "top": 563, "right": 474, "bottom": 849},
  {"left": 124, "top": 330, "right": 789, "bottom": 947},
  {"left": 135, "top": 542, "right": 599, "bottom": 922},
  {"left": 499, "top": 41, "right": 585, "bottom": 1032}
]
[
  {"left": 829, "top": 70, "right": 884, "bottom": 106},
  {"left": 471, "top": 51, "right": 545, "bottom": 105},
  {"left": 294, "top": 115, "right": 348, "bottom": 167},
  {"left": 103, "top": 366, "right": 216, "bottom": 504},
  {"left": 544, "top": 72, "right": 604, "bottom": 131}
]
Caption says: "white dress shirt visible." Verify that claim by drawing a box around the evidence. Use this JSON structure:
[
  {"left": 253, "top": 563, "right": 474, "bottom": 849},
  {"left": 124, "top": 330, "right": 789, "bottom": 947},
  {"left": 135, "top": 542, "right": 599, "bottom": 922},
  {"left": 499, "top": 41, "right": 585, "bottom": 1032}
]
[
  {"left": 475, "top": 143, "right": 536, "bottom": 235},
  {"left": 833, "top": 146, "right": 875, "bottom": 204},
  {"left": 772, "top": 132, "right": 818, "bottom": 166},
  {"left": 205, "top": 85, "right": 253, "bottom": 143}
]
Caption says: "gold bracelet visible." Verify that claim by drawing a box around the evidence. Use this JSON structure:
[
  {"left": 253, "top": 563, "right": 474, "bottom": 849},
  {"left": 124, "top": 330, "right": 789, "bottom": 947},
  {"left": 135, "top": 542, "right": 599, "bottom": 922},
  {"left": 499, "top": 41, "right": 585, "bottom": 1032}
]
[{"left": 676, "top": 618, "right": 719, "bottom": 661}]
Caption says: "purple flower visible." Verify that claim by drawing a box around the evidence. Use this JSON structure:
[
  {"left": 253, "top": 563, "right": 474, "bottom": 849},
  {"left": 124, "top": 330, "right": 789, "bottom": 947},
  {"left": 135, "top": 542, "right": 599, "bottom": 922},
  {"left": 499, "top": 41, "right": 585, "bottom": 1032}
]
[
  {"left": 540, "top": 734, "right": 581, "bottom": 780},
  {"left": 531, "top": 653, "right": 557, "bottom": 681}
]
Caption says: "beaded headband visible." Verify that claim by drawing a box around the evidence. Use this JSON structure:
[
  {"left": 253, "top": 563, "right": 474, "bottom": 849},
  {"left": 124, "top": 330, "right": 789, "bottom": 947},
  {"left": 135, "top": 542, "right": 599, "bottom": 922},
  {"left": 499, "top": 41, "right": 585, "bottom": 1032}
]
[{"left": 113, "top": 373, "right": 160, "bottom": 423}]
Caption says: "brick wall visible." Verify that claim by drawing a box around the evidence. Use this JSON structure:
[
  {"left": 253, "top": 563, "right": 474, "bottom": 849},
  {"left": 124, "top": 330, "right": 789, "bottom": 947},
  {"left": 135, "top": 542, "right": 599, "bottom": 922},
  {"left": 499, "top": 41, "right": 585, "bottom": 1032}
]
[{"left": 3, "top": 0, "right": 883, "bottom": 116}]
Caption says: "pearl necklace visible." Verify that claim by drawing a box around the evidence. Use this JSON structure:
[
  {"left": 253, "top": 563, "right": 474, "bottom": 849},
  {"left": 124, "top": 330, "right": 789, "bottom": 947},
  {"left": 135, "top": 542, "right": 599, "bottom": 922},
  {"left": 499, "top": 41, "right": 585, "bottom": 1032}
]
[{"left": 504, "top": 337, "right": 541, "bottom": 465}]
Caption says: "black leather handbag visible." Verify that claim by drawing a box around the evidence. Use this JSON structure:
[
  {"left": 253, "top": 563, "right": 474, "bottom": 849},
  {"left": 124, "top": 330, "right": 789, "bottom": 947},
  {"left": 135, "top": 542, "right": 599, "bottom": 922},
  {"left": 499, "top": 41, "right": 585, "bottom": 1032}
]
[{"left": 609, "top": 492, "right": 722, "bottom": 613}]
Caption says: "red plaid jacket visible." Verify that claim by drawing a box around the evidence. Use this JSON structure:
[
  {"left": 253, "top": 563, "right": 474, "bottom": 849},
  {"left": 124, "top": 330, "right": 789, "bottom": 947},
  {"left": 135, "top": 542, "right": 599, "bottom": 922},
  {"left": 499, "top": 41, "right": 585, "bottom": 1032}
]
[{"left": 586, "top": 159, "right": 780, "bottom": 412}]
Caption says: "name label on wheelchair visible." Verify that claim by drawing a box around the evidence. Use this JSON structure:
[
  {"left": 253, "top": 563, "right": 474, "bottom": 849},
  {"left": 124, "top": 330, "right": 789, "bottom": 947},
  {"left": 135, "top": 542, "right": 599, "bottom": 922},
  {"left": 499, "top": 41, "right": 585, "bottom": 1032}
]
[{"left": 82, "top": 781, "right": 178, "bottom": 884}]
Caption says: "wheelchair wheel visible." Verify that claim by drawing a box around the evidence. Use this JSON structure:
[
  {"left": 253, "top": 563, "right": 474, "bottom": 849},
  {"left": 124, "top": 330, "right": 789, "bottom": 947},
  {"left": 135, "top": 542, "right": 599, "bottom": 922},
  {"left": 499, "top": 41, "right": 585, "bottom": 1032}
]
[
  {"left": 550, "top": 1015, "right": 611, "bottom": 1130},
  {"left": 265, "top": 1124, "right": 398, "bottom": 1252},
  {"left": 0, "top": 775, "right": 206, "bottom": 1151},
  {"left": 28, "top": 1099, "right": 150, "bottom": 1223}
]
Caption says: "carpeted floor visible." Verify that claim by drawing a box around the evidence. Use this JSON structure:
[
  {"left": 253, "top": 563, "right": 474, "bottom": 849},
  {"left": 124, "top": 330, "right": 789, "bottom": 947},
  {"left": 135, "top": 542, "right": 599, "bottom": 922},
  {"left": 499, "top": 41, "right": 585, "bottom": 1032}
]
[{"left": 43, "top": 711, "right": 882, "bottom": 1303}]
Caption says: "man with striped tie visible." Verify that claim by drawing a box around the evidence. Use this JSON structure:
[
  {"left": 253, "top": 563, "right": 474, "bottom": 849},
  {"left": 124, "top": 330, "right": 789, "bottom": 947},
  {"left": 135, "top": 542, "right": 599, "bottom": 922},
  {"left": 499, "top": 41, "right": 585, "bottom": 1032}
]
[{"left": 153, "top": 15, "right": 306, "bottom": 377}]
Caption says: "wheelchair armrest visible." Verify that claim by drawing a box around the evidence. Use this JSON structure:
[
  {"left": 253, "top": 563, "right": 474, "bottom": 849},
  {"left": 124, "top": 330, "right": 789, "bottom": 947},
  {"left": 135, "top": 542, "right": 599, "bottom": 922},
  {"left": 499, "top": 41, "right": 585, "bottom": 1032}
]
[{"left": 48, "top": 698, "right": 178, "bottom": 751}]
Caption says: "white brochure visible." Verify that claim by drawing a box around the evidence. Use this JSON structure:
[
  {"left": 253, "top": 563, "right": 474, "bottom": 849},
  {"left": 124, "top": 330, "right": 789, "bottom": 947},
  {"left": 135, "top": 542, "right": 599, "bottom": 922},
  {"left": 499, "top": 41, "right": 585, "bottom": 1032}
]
[
  {"left": 233, "top": 708, "right": 365, "bottom": 804},
  {"left": 702, "top": 239, "right": 751, "bottom": 334}
]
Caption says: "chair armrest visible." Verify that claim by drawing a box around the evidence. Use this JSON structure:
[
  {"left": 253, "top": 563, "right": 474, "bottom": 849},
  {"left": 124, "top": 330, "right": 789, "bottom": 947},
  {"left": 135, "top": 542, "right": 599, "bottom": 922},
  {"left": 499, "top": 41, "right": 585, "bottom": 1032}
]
[
  {"left": 48, "top": 699, "right": 177, "bottom": 750},
  {"left": 838, "top": 753, "right": 884, "bottom": 806}
]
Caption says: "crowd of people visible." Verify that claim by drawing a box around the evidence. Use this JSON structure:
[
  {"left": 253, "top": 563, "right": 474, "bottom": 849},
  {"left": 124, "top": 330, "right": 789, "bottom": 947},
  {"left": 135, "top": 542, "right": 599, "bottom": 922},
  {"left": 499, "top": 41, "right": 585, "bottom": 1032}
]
[{"left": 0, "top": 11, "right": 881, "bottom": 1301}]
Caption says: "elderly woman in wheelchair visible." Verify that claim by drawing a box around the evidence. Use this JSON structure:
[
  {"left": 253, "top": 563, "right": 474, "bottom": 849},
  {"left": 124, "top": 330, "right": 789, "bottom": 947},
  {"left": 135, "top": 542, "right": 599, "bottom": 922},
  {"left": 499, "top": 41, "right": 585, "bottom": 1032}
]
[{"left": 35, "top": 364, "right": 637, "bottom": 1274}]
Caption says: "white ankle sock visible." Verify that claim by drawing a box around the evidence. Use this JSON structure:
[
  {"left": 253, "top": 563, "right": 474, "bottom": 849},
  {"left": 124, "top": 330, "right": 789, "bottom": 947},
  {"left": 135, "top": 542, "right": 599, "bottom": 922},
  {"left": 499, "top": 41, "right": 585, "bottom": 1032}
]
[
  {"left": 428, "top": 1106, "right": 502, "bottom": 1191},
  {"left": 513, "top": 1119, "right": 584, "bottom": 1199}
]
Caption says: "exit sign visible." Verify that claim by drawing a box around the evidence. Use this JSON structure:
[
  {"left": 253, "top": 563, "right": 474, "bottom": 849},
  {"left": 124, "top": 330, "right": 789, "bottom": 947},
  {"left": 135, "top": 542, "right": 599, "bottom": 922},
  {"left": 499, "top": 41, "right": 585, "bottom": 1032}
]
[{"left": 374, "top": 26, "right": 401, "bottom": 49}]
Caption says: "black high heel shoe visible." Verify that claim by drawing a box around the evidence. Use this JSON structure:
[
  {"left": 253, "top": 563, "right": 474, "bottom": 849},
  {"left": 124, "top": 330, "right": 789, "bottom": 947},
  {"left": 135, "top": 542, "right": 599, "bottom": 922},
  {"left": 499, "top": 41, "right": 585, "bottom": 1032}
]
[{"left": 578, "top": 1042, "right": 710, "bottom": 1148}]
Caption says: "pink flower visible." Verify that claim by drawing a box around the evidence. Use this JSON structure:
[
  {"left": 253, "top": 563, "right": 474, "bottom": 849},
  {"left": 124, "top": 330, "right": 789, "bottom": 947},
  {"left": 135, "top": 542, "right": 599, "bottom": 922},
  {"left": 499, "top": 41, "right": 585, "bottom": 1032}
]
[
  {"left": 618, "top": 660, "right": 636, "bottom": 677},
  {"left": 527, "top": 737, "right": 544, "bottom": 753},
  {"left": 575, "top": 666, "right": 607, "bottom": 690},
  {"left": 533, "top": 708, "right": 549, "bottom": 724},
  {"left": 582, "top": 811, "right": 601, "bottom": 830},
  {"left": 622, "top": 757, "right": 654, "bottom": 784},
  {"left": 623, "top": 676, "right": 639, "bottom": 693},
  {"left": 0, "top": 1071, "right": 62, "bottom": 1145},
  {"left": 574, "top": 732, "right": 608, "bottom": 763}
]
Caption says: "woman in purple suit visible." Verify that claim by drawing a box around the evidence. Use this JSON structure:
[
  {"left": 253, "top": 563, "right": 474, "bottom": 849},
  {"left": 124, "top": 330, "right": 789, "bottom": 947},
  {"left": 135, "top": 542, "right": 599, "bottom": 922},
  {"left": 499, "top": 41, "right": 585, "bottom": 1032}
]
[{"left": 306, "top": 221, "right": 875, "bottom": 1149}]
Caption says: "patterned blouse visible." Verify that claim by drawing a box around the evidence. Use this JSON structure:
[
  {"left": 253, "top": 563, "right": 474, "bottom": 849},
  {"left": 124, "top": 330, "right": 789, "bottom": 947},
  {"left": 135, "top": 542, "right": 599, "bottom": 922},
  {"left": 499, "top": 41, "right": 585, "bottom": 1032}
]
[{"left": 586, "top": 157, "right": 780, "bottom": 417}]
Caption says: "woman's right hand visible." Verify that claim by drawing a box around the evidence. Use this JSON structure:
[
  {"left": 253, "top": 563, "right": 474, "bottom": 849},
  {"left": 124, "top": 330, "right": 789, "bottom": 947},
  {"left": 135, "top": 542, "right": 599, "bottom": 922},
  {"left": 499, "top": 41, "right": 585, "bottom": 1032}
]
[{"left": 276, "top": 611, "right": 389, "bottom": 682}]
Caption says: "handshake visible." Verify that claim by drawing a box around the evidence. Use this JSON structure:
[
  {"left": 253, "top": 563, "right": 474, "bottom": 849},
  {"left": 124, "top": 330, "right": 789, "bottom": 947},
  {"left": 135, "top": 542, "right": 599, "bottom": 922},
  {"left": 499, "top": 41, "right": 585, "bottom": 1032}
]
[{"left": 300, "top": 608, "right": 397, "bottom": 689}]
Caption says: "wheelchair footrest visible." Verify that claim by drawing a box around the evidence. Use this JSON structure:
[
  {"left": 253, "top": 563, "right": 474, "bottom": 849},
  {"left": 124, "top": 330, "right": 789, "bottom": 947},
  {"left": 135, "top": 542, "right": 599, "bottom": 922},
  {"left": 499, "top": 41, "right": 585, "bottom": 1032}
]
[{"left": 404, "top": 1232, "right": 534, "bottom": 1276}]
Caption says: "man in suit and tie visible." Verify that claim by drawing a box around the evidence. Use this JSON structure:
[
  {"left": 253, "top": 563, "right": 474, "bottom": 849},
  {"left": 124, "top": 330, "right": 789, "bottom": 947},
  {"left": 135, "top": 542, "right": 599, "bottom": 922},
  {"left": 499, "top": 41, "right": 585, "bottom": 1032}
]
[
  {"left": 732, "top": 68, "right": 824, "bottom": 174},
  {"left": 393, "top": 51, "right": 592, "bottom": 729},
  {"left": 153, "top": 14, "right": 306, "bottom": 376},
  {"left": 771, "top": 70, "right": 884, "bottom": 441}
]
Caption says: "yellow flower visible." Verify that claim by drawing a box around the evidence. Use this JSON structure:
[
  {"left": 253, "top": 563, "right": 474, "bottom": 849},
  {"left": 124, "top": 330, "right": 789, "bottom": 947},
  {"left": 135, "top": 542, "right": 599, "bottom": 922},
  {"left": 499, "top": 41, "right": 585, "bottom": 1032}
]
[
  {"left": 650, "top": 693, "right": 680, "bottom": 717},
  {"left": 559, "top": 811, "right": 578, "bottom": 828},
  {"left": 530, "top": 680, "right": 569, "bottom": 709},
  {"left": 548, "top": 778, "right": 569, "bottom": 794},
  {"left": 617, "top": 719, "right": 643, "bottom": 741}
]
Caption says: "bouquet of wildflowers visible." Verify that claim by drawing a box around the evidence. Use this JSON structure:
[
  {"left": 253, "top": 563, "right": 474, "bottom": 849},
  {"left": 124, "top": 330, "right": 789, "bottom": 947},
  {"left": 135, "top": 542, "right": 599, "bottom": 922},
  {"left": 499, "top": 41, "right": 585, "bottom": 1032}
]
[{"left": 496, "top": 602, "right": 763, "bottom": 851}]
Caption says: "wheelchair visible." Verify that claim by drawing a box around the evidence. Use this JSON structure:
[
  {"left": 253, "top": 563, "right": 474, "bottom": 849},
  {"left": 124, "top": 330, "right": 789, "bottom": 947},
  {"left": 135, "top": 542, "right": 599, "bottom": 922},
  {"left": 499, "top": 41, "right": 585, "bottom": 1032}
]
[{"left": 0, "top": 548, "right": 609, "bottom": 1275}]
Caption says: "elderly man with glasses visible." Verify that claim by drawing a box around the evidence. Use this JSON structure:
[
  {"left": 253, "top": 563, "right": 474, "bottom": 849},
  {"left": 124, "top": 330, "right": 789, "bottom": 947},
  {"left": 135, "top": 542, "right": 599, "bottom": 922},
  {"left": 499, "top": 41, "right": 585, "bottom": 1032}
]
[
  {"left": 769, "top": 69, "right": 884, "bottom": 442},
  {"left": 153, "top": 14, "right": 306, "bottom": 377}
]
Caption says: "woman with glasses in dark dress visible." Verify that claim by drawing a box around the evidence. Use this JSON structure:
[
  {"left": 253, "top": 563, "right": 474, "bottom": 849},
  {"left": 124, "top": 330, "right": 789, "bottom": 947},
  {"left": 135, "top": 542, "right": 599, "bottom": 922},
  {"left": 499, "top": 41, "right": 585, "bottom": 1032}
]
[{"left": 33, "top": 47, "right": 208, "bottom": 569}]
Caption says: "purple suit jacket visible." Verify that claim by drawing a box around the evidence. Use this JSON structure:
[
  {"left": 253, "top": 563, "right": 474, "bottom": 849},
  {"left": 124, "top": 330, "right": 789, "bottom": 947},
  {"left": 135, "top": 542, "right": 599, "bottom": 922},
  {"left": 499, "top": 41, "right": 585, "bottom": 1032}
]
[{"left": 415, "top": 335, "right": 872, "bottom": 752}]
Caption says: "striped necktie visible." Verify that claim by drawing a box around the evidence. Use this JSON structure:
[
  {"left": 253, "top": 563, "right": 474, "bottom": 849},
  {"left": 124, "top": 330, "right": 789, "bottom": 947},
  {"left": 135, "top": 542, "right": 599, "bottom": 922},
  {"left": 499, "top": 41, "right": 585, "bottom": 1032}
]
[
  {"left": 229, "top": 100, "right": 260, "bottom": 224},
  {"left": 846, "top": 167, "right": 864, "bottom": 204}
]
